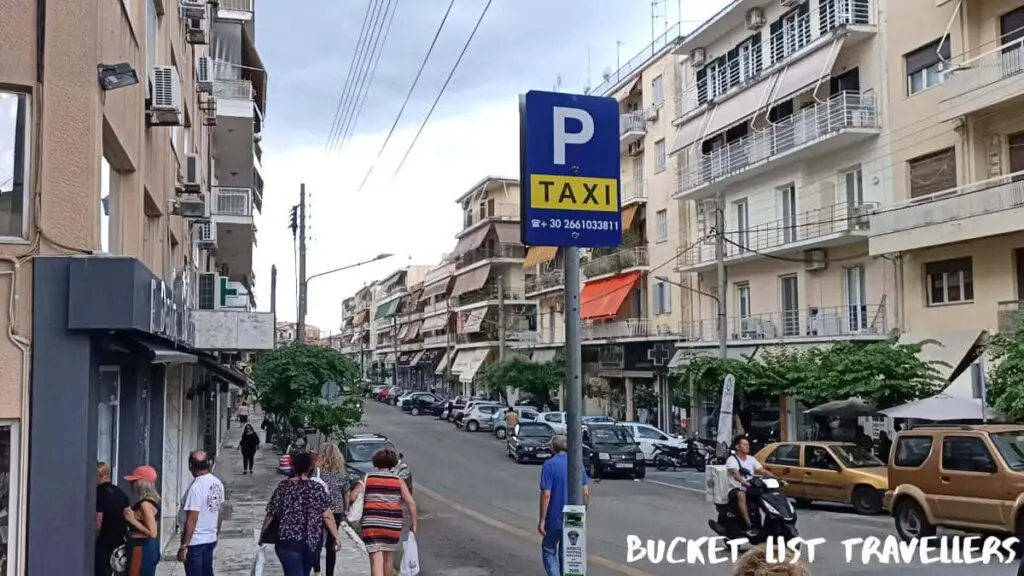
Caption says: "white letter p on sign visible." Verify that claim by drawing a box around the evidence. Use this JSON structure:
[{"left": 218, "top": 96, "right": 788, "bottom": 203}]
[{"left": 552, "top": 106, "right": 594, "bottom": 166}]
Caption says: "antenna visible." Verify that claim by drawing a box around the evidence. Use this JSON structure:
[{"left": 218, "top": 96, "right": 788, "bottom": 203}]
[
  {"left": 602, "top": 66, "right": 612, "bottom": 81},
  {"left": 584, "top": 43, "right": 592, "bottom": 95},
  {"left": 554, "top": 73, "right": 562, "bottom": 92}
]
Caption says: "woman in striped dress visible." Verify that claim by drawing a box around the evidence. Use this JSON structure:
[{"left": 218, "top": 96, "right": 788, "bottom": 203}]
[{"left": 348, "top": 448, "right": 418, "bottom": 575}]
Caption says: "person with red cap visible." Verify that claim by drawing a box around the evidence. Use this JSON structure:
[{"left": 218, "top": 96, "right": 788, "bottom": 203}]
[{"left": 122, "top": 465, "right": 162, "bottom": 576}]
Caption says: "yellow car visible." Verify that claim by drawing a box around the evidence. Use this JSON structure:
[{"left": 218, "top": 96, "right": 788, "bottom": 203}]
[{"left": 754, "top": 441, "right": 888, "bottom": 515}]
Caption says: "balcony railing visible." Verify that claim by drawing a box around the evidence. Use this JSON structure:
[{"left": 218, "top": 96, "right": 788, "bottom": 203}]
[
  {"left": 423, "top": 333, "right": 450, "bottom": 347},
  {"left": 681, "top": 304, "right": 887, "bottom": 342},
  {"left": 620, "top": 111, "right": 647, "bottom": 137},
  {"left": 583, "top": 246, "right": 648, "bottom": 279},
  {"left": 219, "top": 0, "right": 253, "bottom": 11},
  {"left": 458, "top": 243, "right": 527, "bottom": 268},
  {"left": 677, "top": 92, "right": 878, "bottom": 196},
  {"left": 678, "top": 200, "right": 877, "bottom": 269},
  {"left": 462, "top": 202, "right": 519, "bottom": 230},
  {"left": 998, "top": 301, "right": 1024, "bottom": 333},
  {"left": 212, "top": 187, "right": 254, "bottom": 217},
  {"left": 593, "top": 22, "right": 682, "bottom": 96},
  {"left": 214, "top": 78, "right": 253, "bottom": 101},
  {"left": 455, "top": 282, "right": 529, "bottom": 307},
  {"left": 582, "top": 318, "right": 650, "bottom": 340},
  {"left": 942, "top": 39, "right": 1024, "bottom": 105},
  {"left": 870, "top": 173, "right": 1024, "bottom": 237},
  {"left": 423, "top": 261, "right": 457, "bottom": 285},
  {"left": 526, "top": 269, "right": 565, "bottom": 294},
  {"left": 623, "top": 179, "right": 647, "bottom": 203},
  {"left": 422, "top": 301, "right": 450, "bottom": 315}
]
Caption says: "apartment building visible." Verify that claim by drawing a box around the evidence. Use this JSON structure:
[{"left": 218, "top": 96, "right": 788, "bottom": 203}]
[
  {"left": 370, "top": 266, "right": 430, "bottom": 385},
  {"left": 349, "top": 283, "right": 377, "bottom": 376},
  {"left": 276, "top": 322, "right": 322, "bottom": 345},
  {"left": 869, "top": 0, "right": 1024, "bottom": 363},
  {"left": 416, "top": 258, "right": 458, "bottom": 388},
  {"left": 0, "top": 0, "right": 273, "bottom": 571}
]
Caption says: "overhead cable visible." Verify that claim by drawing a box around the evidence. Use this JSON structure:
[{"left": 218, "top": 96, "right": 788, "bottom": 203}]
[{"left": 324, "top": 0, "right": 386, "bottom": 152}]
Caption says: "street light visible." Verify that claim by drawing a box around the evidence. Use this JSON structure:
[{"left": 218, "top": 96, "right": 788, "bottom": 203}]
[{"left": 298, "top": 253, "right": 394, "bottom": 342}]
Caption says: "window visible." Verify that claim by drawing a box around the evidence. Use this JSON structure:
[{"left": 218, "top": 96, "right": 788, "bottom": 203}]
[
  {"left": 779, "top": 185, "right": 797, "bottom": 243},
  {"left": 735, "top": 35, "right": 763, "bottom": 82},
  {"left": 654, "top": 281, "right": 672, "bottom": 315},
  {"left": 146, "top": 0, "right": 159, "bottom": 96},
  {"left": 925, "top": 257, "right": 973, "bottom": 305},
  {"left": 780, "top": 274, "right": 799, "bottom": 337},
  {"left": 736, "top": 283, "right": 751, "bottom": 321},
  {"left": 909, "top": 147, "right": 957, "bottom": 198},
  {"left": 771, "top": 3, "right": 811, "bottom": 63},
  {"left": 655, "top": 209, "right": 668, "bottom": 242},
  {"left": 655, "top": 139, "right": 666, "bottom": 173},
  {"left": 545, "top": 413, "right": 563, "bottom": 424},
  {"left": 844, "top": 266, "right": 868, "bottom": 331},
  {"left": 637, "top": 426, "right": 668, "bottom": 440},
  {"left": 733, "top": 199, "right": 749, "bottom": 251},
  {"left": 0, "top": 422, "right": 19, "bottom": 576},
  {"left": 842, "top": 167, "right": 864, "bottom": 207},
  {"left": 0, "top": 91, "right": 30, "bottom": 239},
  {"left": 894, "top": 436, "right": 933, "bottom": 467},
  {"left": 941, "top": 436, "right": 996, "bottom": 472},
  {"left": 765, "top": 444, "right": 800, "bottom": 465},
  {"left": 905, "top": 39, "right": 951, "bottom": 95},
  {"left": 804, "top": 446, "right": 839, "bottom": 470},
  {"left": 651, "top": 75, "right": 664, "bottom": 107}
]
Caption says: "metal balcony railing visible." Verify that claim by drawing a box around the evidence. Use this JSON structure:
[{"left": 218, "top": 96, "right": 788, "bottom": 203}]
[
  {"left": 678, "top": 200, "right": 877, "bottom": 269},
  {"left": 583, "top": 246, "right": 648, "bottom": 279},
  {"left": 582, "top": 318, "right": 650, "bottom": 340},
  {"left": 677, "top": 92, "right": 878, "bottom": 195},
  {"left": 997, "top": 301, "right": 1024, "bottom": 333},
  {"left": 458, "top": 244, "right": 527, "bottom": 268},
  {"left": 526, "top": 269, "right": 565, "bottom": 294},
  {"left": 423, "top": 333, "right": 450, "bottom": 347},
  {"left": 623, "top": 179, "right": 647, "bottom": 203},
  {"left": 219, "top": 0, "right": 254, "bottom": 11},
  {"left": 620, "top": 110, "right": 647, "bottom": 137},
  {"left": 593, "top": 22, "right": 682, "bottom": 96},
  {"left": 422, "top": 301, "right": 450, "bottom": 315},
  {"left": 455, "top": 282, "right": 529, "bottom": 307},
  {"left": 462, "top": 202, "right": 519, "bottom": 230},
  {"left": 942, "top": 38, "right": 1024, "bottom": 103},
  {"left": 680, "top": 304, "right": 887, "bottom": 342},
  {"left": 870, "top": 172, "right": 1024, "bottom": 237},
  {"left": 423, "top": 261, "right": 457, "bottom": 285},
  {"left": 213, "top": 78, "right": 253, "bottom": 100},
  {"left": 212, "top": 187, "right": 254, "bottom": 217}
]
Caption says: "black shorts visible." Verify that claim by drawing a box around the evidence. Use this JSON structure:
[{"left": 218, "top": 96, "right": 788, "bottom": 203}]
[
  {"left": 729, "top": 485, "right": 761, "bottom": 500},
  {"left": 239, "top": 415, "right": 249, "bottom": 423}
]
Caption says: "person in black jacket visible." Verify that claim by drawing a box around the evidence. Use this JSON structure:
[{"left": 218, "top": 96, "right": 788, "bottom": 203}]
[
  {"left": 239, "top": 424, "right": 261, "bottom": 475},
  {"left": 96, "top": 461, "right": 130, "bottom": 576}
]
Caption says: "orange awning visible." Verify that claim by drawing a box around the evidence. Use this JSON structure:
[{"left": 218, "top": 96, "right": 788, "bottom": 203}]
[
  {"left": 580, "top": 271, "right": 641, "bottom": 320},
  {"left": 523, "top": 246, "right": 558, "bottom": 269},
  {"left": 621, "top": 205, "right": 639, "bottom": 230}
]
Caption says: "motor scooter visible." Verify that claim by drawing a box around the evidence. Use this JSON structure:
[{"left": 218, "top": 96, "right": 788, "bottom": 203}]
[
  {"left": 686, "top": 439, "right": 710, "bottom": 472},
  {"left": 652, "top": 443, "right": 687, "bottom": 471},
  {"left": 708, "top": 476, "right": 799, "bottom": 543}
]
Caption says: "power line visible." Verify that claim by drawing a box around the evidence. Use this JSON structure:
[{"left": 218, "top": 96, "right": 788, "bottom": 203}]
[
  {"left": 357, "top": 0, "right": 458, "bottom": 191},
  {"left": 387, "top": 0, "right": 494, "bottom": 185},
  {"left": 323, "top": 0, "right": 381, "bottom": 153},
  {"left": 329, "top": 0, "right": 392, "bottom": 153}
]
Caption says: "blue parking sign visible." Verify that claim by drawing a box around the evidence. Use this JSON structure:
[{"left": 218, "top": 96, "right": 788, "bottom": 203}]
[{"left": 519, "top": 91, "right": 622, "bottom": 248}]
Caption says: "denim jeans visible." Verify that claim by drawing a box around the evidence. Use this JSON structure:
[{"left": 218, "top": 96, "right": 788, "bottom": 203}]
[
  {"left": 183, "top": 542, "right": 216, "bottom": 576},
  {"left": 127, "top": 538, "right": 160, "bottom": 576},
  {"left": 275, "top": 541, "right": 316, "bottom": 576},
  {"left": 541, "top": 530, "right": 563, "bottom": 576}
]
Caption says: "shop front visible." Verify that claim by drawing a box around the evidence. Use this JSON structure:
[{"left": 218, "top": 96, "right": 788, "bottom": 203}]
[{"left": 591, "top": 343, "right": 676, "bottom": 430}]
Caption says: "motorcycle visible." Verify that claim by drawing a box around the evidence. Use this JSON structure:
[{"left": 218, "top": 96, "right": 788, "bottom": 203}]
[
  {"left": 708, "top": 476, "right": 799, "bottom": 543},
  {"left": 686, "top": 439, "right": 710, "bottom": 472},
  {"left": 652, "top": 443, "right": 687, "bottom": 471}
]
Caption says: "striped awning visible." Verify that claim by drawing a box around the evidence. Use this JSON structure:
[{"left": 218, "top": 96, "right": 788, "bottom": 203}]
[{"left": 523, "top": 246, "right": 558, "bottom": 269}]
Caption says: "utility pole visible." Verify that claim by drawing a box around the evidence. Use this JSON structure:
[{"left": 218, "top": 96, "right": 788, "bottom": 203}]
[
  {"left": 392, "top": 314, "right": 398, "bottom": 388},
  {"left": 564, "top": 245, "right": 584, "bottom": 509},
  {"left": 444, "top": 298, "right": 453, "bottom": 397},
  {"left": 497, "top": 276, "right": 506, "bottom": 362},
  {"left": 270, "top": 265, "right": 278, "bottom": 347},
  {"left": 297, "top": 184, "right": 308, "bottom": 343},
  {"left": 714, "top": 195, "right": 728, "bottom": 360}
]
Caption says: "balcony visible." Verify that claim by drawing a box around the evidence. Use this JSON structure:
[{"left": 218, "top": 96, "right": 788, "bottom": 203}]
[
  {"left": 423, "top": 333, "right": 450, "bottom": 347},
  {"left": 675, "top": 92, "right": 880, "bottom": 200},
  {"left": 622, "top": 179, "right": 647, "bottom": 206},
  {"left": 678, "top": 200, "right": 877, "bottom": 272},
  {"left": 454, "top": 281, "right": 530, "bottom": 308},
  {"left": 679, "top": 304, "right": 888, "bottom": 345},
  {"left": 526, "top": 269, "right": 565, "bottom": 295},
  {"left": 211, "top": 187, "right": 257, "bottom": 281},
  {"left": 939, "top": 39, "right": 1024, "bottom": 122},
  {"left": 458, "top": 243, "right": 527, "bottom": 269},
  {"left": 582, "top": 318, "right": 651, "bottom": 341},
  {"left": 869, "top": 173, "right": 1024, "bottom": 255},
  {"left": 213, "top": 78, "right": 264, "bottom": 197},
  {"left": 192, "top": 309, "right": 274, "bottom": 350},
  {"left": 620, "top": 110, "right": 647, "bottom": 150},
  {"left": 212, "top": 187, "right": 256, "bottom": 221},
  {"left": 461, "top": 202, "right": 519, "bottom": 235},
  {"left": 217, "top": 0, "right": 253, "bottom": 17},
  {"left": 583, "top": 246, "right": 649, "bottom": 280},
  {"left": 998, "top": 301, "right": 1024, "bottom": 333}
]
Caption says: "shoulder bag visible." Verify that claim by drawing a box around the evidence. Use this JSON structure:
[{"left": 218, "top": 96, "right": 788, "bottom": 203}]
[{"left": 346, "top": 477, "right": 366, "bottom": 523}]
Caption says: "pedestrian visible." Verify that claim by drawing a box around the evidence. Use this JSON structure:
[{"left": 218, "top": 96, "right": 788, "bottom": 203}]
[
  {"left": 260, "top": 451, "right": 341, "bottom": 576},
  {"left": 122, "top": 465, "right": 161, "bottom": 576},
  {"left": 293, "top": 428, "right": 308, "bottom": 452},
  {"left": 876, "top": 430, "right": 892, "bottom": 463},
  {"left": 177, "top": 450, "right": 225, "bottom": 576},
  {"left": 96, "top": 461, "right": 131, "bottom": 576},
  {"left": 237, "top": 401, "right": 250, "bottom": 424},
  {"left": 239, "top": 423, "right": 260, "bottom": 475},
  {"left": 538, "top": 434, "right": 590, "bottom": 576},
  {"left": 348, "top": 448, "right": 418, "bottom": 576},
  {"left": 316, "top": 444, "right": 350, "bottom": 576},
  {"left": 505, "top": 407, "right": 519, "bottom": 436}
]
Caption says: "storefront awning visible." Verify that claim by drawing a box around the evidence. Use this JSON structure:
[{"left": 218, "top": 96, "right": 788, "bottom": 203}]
[
  {"left": 374, "top": 299, "right": 400, "bottom": 320},
  {"left": 409, "top": 350, "right": 427, "bottom": 367},
  {"left": 434, "top": 350, "right": 452, "bottom": 375},
  {"left": 450, "top": 265, "right": 491, "bottom": 298},
  {"left": 621, "top": 205, "right": 640, "bottom": 230},
  {"left": 462, "top": 307, "right": 490, "bottom": 333},
  {"left": 129, "top": 338, "right": 198, "bottom": 365},
  {"left": 580, "top": 271, "right": 641, "bottom": 320},
  {"left": 897, "top": 330, "right": 984, "bottom": 381},
  {"left": 403, "top": 321, "right": 423, "bottom": 341},
  {"left": 421, "top": 313, "right": 449, "bottom": 332},
  {"left": 385, "top": 353, "right": 397, "bottom": 364},
  {"left": 456, "top": 348, "right": 492, "bottom": 383},
  {"left": 493, "top": 222, "right": 520, "bottom": 244},
  {"left": 523, "top": 246, "right": 558, "bottom": 269},
  {"left": 453, "top": 224, "right": 492, "bottom": 256},
  {"left": 667, "top": 346, "right": 761, "bottom": 372},
  {"left": 420, "top": 278, "right": 451, "bottom": 300},
  {"left": 354, "top": 309, "right": 369, "bottom": 326},
  {"left": 198, "top": 353, "right": 248, "bottom": 388},
  {"left": 531, "top": 348, "right": 558, "bottom": 364}
]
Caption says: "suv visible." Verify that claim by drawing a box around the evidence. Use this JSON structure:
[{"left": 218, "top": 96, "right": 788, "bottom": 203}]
[
  {"left": 342, "top": 433, "right": 413, "bottom": 492},
  {"left": 886, "top": 424, "right": 1024, "bottom": 541}
]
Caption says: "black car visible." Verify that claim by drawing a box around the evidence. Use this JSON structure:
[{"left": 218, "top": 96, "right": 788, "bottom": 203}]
[
  {"left": 426, "top": 399, "right": 449, "bottom": 417},
  {"left": 583, "top": 424, "right": 646, "bottom": 480},
  {"left": 507, "top": 422, "right": 555, "bottom": 464},
  {"left": 403, "top": 393, "right": 443, "bottom": 415},
  {"left": 341, "top": 433, "right": 413, "bottom": 492}
]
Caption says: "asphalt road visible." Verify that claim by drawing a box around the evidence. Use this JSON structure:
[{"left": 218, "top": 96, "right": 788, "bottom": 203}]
[{"left": 360, "top": 400, "right": 1015, "bottom": 576}]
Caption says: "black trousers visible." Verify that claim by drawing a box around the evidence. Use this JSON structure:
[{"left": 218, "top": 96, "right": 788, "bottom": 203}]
[
  {"left": 242, "top": 449, "right": 256, "bottom": 471},
  {"left": 325, "top": 513, "right": 344, "bottom": 576}
]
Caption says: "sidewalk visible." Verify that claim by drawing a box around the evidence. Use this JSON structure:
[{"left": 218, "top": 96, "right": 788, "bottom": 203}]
[{"left": 157, "top": 412, "right": 370, "bottom": 575}]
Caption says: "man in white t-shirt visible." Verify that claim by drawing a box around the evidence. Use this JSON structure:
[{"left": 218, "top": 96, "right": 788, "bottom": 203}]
[
  {"left": 177, "top": 450, "right": 225, "bottom": 576},
  {"left": 725, "top": 436, "right": 772, "bottom": 536}
]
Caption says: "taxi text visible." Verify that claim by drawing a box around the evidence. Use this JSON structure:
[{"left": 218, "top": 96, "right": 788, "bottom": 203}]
[{"left": 529, "top": 174, "right": 618, "bottom": 213}]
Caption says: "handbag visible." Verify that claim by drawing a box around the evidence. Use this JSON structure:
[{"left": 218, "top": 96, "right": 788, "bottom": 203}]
[
  {"left": 346, "top": 479, "right": 365, "bottom": 523},
  {"left": 109, "top": 544, "right": 128, "bottom": 574},
  {"left": 259, "top": 514, "right": 279, "bottom": 545}
]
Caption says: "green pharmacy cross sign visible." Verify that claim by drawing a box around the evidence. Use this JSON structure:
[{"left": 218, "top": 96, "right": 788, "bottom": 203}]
[{"left": 219, "top": 276, "right": 238, "bottom": 307}]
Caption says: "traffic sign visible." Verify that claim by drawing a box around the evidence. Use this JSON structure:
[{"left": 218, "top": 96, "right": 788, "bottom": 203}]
[{"left": 519, "top": 91, "right": 621, "bottom": 247}]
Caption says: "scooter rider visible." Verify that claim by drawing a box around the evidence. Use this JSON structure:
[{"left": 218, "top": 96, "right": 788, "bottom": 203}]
[{"left": 726, "top": 436, "right": 774, "bottom": 537}]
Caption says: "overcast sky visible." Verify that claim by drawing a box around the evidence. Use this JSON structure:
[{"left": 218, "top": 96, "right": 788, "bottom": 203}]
[{"left": 252, "top": 0, "right": 728, "bottom": 332}]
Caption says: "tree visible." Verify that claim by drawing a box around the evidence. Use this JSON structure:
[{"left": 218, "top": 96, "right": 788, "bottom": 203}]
[
  {"left": 252, "top": 343, "right": 363, "bottom": 441},
  {"left": 477, "top": 357, "right": 563, "bottom": 406},
  {"left": 986, "top": 321, "right": 1024, "bottom": 420}
]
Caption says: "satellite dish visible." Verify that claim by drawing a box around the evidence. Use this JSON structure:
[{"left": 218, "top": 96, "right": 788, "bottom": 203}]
[{"left": 602, "top": 66, "right": 612, "bottom": 81}]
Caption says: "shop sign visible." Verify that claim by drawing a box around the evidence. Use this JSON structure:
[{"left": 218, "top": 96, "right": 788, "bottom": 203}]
[
  {"left": 598, "top": 345, "right": 624, "bottom": 369},
  {"left": 151, "top": 276, "right": 195, "bottom": 346}
]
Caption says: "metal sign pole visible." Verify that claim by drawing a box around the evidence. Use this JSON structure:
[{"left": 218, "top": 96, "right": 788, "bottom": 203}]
[{"left": 564, "top": 245, "right": 584, "bottom": 507}]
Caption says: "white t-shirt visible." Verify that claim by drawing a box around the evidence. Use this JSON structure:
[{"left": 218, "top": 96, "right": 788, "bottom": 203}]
[
  {"left": 182, "top": 473, "right": 225, "bottom": 546},
  {"left": 238, "top": 405, "right": 250, "bottom": 417},
  {"left": 725, "top": 454, "right": 761, "bottom": 489}
]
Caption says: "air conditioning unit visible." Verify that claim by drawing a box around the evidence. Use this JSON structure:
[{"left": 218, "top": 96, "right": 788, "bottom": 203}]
[
  {"left": 646, "top": 107, "right": 659, "bottom": 122},
  {"left": 804, "top": 248, "right": 827, "bottom": 272},
  {"left": 202, "top": 97, "right": 218, "bottom": 126},
  {"left": 186, "top": 18, "right": 208, "bottom": 44},
  {"left": 627, "top": 140, "right": 643, "bottom": 156},
  {"left": 195, "top": 56, "right": 213, "bottom": 93},
  {"left": 781, "top": 0, "right": 801, "bottom": 7},
  {"left": 180, "top": 153, "right": 202, "bottom": 192},
  {"left": 176, "top": 193, "right": 209, "bottom": 219},
  {"left": 746, "top": 8, "right": 766, "bottom": 30},
  {"left": 690, "top": 48, "right": 706, "bottom": 68},
  {"left": 180, "top": 0, "right": 205, "bottom": 19},
  {"left": 148, "top": 66, "right": 182, "bottom": 125}
]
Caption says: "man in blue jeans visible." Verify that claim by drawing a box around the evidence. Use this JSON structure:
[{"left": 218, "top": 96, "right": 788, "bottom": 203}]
[
  {"left": 177, "top": 451, "right": 225, "bottom": 576},
  {"left": 538, "top": 435, "right": 590, "bottom": 576}
]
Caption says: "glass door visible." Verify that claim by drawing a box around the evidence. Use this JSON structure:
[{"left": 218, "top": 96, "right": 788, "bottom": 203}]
[
  {"left": 734, "top": 199, "right": 749, "bottom": 253},
  {"left": 844, "top": 266, "right": 868, "bottom": 332},
  {"left": 780, "top": 275, "right": 800, "bottom": 336},
  {"left": 736, "top": 283, "right": 752, "bottom": 337},
  {"left": 780, "top": 185, "right": 798, "bottom": 244},
  {"left": 97, "top": 366, "right": 121, "bottom": 479}
]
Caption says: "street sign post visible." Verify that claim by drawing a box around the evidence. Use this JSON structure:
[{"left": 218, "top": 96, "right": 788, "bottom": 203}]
[{"left": 520, "top": 91, "right": 620, "bottom": 576}]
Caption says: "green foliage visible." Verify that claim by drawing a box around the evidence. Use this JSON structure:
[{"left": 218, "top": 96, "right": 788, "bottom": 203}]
[
  {"left": 672, "top": 340, "right": 944, "bottom": 409},
  {"left": 252, "top": 343, "right": 363, "bottom": 440},
  {"left": 986, "top": 322, "right": 1024, "bottom": 420},
  {"left": 478, "top": 357, "right": 563, "bottom": 406}
]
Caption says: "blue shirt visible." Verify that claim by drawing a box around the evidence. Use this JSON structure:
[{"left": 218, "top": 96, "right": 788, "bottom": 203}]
[{"left": 539, "top": 453, "right": 589, "bottom": 533}]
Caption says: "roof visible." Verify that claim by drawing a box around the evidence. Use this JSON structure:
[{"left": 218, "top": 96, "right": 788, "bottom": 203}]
[
  {"left": 454, "top": 176, "right": 519, "bottom": 204},
  {"left": 675, "top": 0, "right": 755, "bottom": 55}
]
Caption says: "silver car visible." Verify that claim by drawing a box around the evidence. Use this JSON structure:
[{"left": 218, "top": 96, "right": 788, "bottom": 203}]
[{"left": 461, "top": 403, "right": 503, "bottom": 432}]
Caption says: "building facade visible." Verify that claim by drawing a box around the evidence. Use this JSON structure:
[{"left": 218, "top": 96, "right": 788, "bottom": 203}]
[{"left": 0, "top": 0, "right": 273, "bottom": 572}]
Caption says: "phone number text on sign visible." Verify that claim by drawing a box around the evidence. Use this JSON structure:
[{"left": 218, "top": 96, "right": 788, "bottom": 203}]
[{"left": 530, "top": 218, "right": 621, "bottom": 232}]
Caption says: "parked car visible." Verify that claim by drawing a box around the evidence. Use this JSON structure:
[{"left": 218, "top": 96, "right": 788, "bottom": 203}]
[
  {"left": 583, "top": 415, "right": 617, "bottom": 424},
  {"left": 367, "top": 385, "right": 387, "bottom": 399},
  {"left": 403, "top": 392, "right": 443, "bottom": 415},
  {"left": 443, "top": 396, "right": 469, "bottom": 421},
  {"left": 583, "top": 424, "right": 646, "bottom": 480},
  {"left": 493, "top": 406, "right": 540, "bottom": 439},
  {"left": 536, "top": 411, "right": 567, "bottom": 434},
  {"left": 395, "top": 391, "right": 425, "bottom": 408},
  {"left": 341, "top": 433, "right": 413, "bottom": 493},
  {"left": 383, "top": 387, "right": 405, "bottom": 404},
  {"left": 453, "top": 401, "right": 499, "bottom": 426},
  {"left": 507, "top": 422, "right": 556, "bottom": 464},
  {"left": 460, "top": 403, "right": 503, "bottom": 432},
  {"left": 618, "top": 422, "right": 686, "bottom": 462},
  {"left": 756, "top": 441, "right": 887, "bottom": 515},
  {"left": 375, "top": 386, "right": 398, "bottom": 402},
  {"left": 885, "top": 424, "right": 1024, "bottom": 540}
]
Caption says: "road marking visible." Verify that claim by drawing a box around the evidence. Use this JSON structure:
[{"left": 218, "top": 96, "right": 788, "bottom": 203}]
[
  {"left": 642, "top": 479, "right": 703, "bottom": 494},
  {"left": 414, "top": 483, "right": 655, "bottom": 576}
]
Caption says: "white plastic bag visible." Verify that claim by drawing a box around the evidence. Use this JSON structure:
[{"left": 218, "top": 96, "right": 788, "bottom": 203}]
[
  {"left": 400, "top": 532, "right": 420, "bottom": 576},
  {"left": 250, "top": 544, "right": 265, "bottom": 576},
  {"left": 346, "top": 480, "right": 365, "bottom": 523}
]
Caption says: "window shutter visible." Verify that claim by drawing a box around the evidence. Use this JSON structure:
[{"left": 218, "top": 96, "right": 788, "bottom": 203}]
[{"left": 909, "top": 147, "right": 957, "bottom": 198}]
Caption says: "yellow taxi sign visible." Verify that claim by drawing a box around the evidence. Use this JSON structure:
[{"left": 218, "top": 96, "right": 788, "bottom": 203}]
[{"left": 529, "top": 174, "right": 618, "bottom": 213}]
